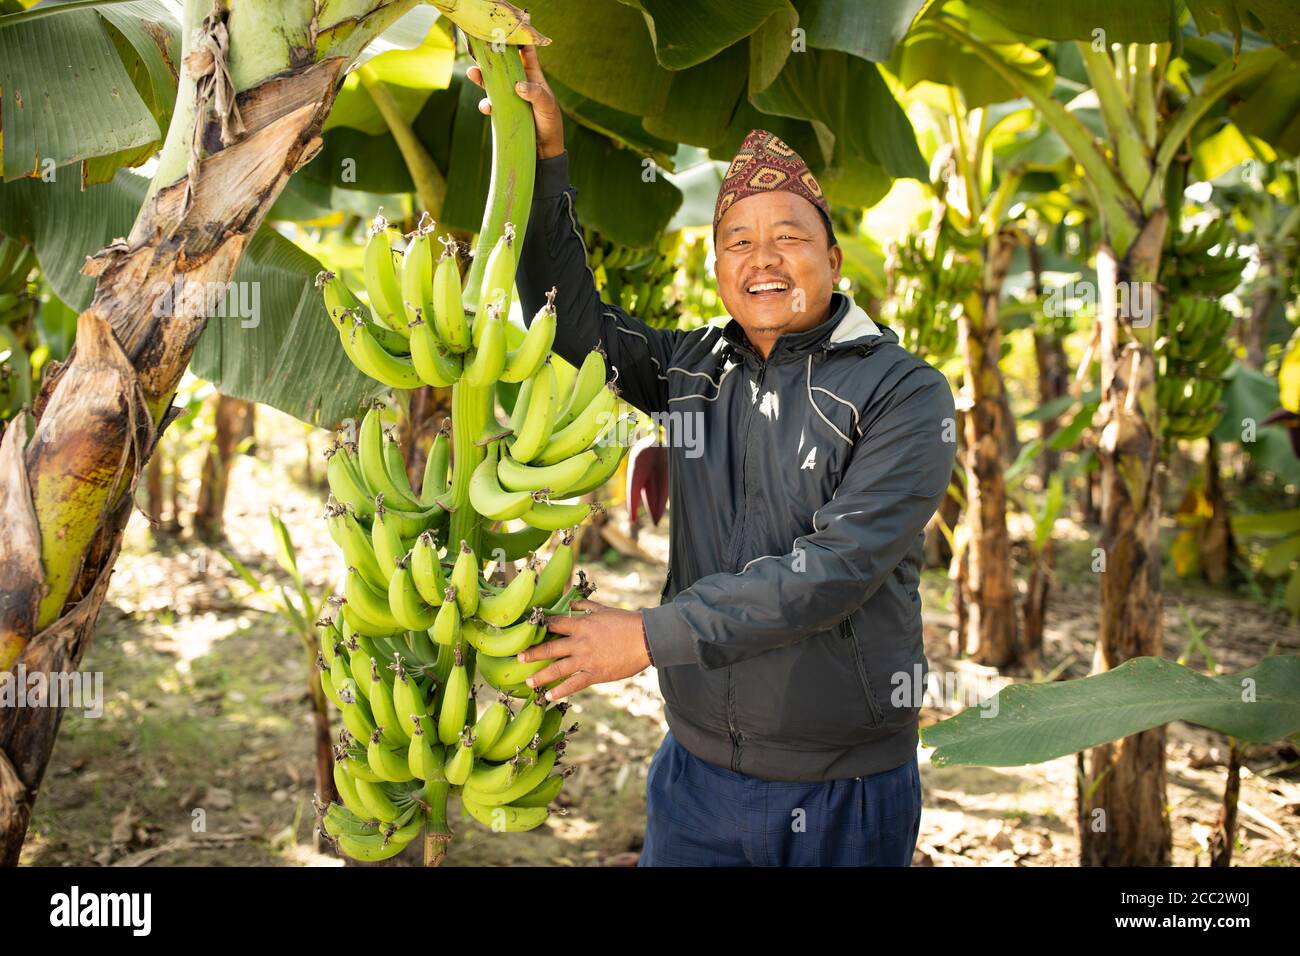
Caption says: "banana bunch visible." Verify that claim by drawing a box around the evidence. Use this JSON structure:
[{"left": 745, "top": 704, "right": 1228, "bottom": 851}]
[
  {"left": 1155, "top": 219, "right": 1245, "bottom": 441},
  {"left": 883, "top": 231, "right": 975, "bottom": 362},
  {"left": 318, "top": 214, "right": 558, "bottom": 393},
  {"left": 317, "top": 225, "right": 636, "bottom": 860},
  {"left": 583, "top": 226, "right": 681, "bottom": 329},
  {"left": 0, "top": 234, "right": 37, "bottom": 423},
  {"left": 1163, "top": 218, "right": 1249, "bottom": 299}
]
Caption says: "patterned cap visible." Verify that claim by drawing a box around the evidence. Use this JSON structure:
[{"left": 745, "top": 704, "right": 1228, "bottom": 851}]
[{"left": 714, "top": 129, "right": 833, "bottom": 243}]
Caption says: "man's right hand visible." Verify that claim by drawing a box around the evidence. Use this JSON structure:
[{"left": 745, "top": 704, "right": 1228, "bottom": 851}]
[{"left": 467, "top": 45, "right": 565, "bottom": 161}]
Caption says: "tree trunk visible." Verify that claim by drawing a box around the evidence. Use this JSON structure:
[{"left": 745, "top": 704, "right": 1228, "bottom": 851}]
[
  {"left": 959, "top": 229, "right": 1019, "bottom": 667},
  {"left": 1019, "top": 537, "right": 1052, "bottom": 672},
  {"left": 0, "top": 0, "right": 418, "bottom": 865},
  {"left": 1208, "top": 738, "right": 1242, "bottom": 867},
  {"left": 1030, "top": 241, "right": 1070, "bottom": 480},
  {"left": 1198, "top": 437, "right": 1236, "bottom": 585},
  {"left": 1080, "top": 214, "right": 1173, "bottom": 866},
  {"left": 194, "top": 394, "right": 254, "bottom": 541}
]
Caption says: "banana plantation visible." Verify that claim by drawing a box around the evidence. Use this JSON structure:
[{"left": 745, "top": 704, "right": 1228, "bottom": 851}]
[{"left": 0, "top": 0, "right": 1298, "bottom": 875}]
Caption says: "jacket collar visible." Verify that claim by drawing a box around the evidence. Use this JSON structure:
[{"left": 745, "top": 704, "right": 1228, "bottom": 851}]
[{"left": 721, "top": 292, "right": 891, "bottom": 363}]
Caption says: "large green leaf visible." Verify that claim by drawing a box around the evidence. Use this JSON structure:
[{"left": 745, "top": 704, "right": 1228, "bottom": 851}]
[
  {"left": 895, "top": 20, "right": 1056, "bottom": 108},
  {"left": 1227, "top": 50, "right": 1300, "bottom": 156},
  {"left": 548, "top": 76, "right": 678, "bottom": 164},
  {"left": 642, "top": 41, "right": 748, "bottom": 149},
  {"left": 635, "top": 0, "right": 795, "bottom": 70},
  {"left": 564, "top": 121, "right": 683, "bottom": 247},
  {"left": 0, "top": 5, "right": 161, "bottom": 181},
  {"left": 748, "top": 3, "right": 800, "bottom": 94},
  {"left": 189, "top": 229, "right": 384, "bottom": 427},
  {"left": 1212, "top": 361, "right": 1300, "bottom": 485},
  {"left": 795, "top": 0, "right": 927, "bottom": 63},
  {"left": 977, "top": 0, "right": 1180, "bottom": 43},
  {"left": 1186, "top": 0, "right": 1300, "bottom": 61},
  {"left": 324, "top": 16, "right": 455, "bottom": 136},
  {"left": 922, "top": 656, "right": 1300, "bottom": 767},
  {"left": 529, "top": 0, "right": 673, "bottom": 116},
  {"left": 750, "top": 47, "right": 927, "bottom": 183}
]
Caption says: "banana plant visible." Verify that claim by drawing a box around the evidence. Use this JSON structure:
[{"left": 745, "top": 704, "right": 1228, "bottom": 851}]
[
  {"left": 926, "top": 0, "right": 1300, "bottom": 865},
  {"left": 0, "top": 0, "right": 469, "bottom": 867}
]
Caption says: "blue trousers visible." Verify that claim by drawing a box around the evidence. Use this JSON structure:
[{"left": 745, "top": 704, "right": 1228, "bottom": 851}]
[{"left": 639, "top": 730, "right": 922, "bottom": 867}]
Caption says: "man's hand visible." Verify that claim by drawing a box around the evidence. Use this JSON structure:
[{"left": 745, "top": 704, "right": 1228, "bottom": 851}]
[
  {"left": 467, "top": 45, "right": 565, "bottom": 160},
  {"left": 518, "top": 600, "right": 651, "bottom": 702}
]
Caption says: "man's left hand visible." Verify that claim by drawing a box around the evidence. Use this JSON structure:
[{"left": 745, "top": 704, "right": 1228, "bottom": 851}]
[{"left": 518, "top": 600, "right": 651, "bottom": 702}]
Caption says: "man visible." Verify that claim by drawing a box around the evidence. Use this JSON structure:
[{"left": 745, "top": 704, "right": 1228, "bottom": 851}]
[{"left": 470, "top": 48, "right": 956, "bottom": 867}]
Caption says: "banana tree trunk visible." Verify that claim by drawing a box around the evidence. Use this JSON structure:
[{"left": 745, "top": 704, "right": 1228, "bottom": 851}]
[
  {"left": 1029, "top": 241, "right": 1069, "bottom": 481},
  {"left": 0, "top": 0, "right": 418, "bottom": 866},
  {"left": 959, "top": 229, "right": 1019, "bottom": 667},
  {"left": 194, "top": 394, "right": 254, "bottom": 540},
  {"left": 1081, "top": 212, "right": 1173, "bottom": 866}
]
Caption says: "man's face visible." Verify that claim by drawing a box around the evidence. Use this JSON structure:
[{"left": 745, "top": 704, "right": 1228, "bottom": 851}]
[{"left": 714, "top": 190, "right": 842, "bottom": 348}]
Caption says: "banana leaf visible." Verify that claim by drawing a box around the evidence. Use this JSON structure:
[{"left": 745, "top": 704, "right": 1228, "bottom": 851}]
[{"left": 922, "top": 655, "right": 1300, "bottom": 767}]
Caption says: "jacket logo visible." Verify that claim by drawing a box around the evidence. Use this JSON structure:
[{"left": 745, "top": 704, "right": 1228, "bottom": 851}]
[{"left": 797, "top": 427, "right": 817, "bottom": 470}]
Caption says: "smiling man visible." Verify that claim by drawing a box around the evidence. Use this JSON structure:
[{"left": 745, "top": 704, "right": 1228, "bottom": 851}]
[{"left": 473, "top": 49, "right": 956, "bottom": 867}]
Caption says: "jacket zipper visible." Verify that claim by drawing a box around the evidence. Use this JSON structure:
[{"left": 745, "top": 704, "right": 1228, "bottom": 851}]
[
  {"left": 842, "top": 616, "right": 884, "bottom": 727},
  {"left": 725, "top": 358, "right": 766, "bottom": 772}
]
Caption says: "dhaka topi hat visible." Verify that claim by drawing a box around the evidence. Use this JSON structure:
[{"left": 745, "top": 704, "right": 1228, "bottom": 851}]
[{"left": 713, "top": 129, "right": 835, "bottom": 246}]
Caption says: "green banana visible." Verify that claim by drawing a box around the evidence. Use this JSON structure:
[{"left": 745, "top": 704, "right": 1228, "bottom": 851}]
[
  {"left": 326, "top": 441, "right": 375, "bottom": 519},
  {"left": 478, "top": 224, "right": 517, "bottom": 336},
  {"left": 431, "top": 587, "right": 462, "bottom": 646},
  {"left": 337, "top": 683, "right": 378, "bottom": 743},
  {"left": 522, "top": 500, "right": 600, "bottom": 532},
  {"left": 480, "top": 522, "right": 552, "bottom": 562},
  {"left": 400, "top": 221, "right": 436, "bottom": 330},
  {"left": 508, "top": 363, "right": 558, "bottom": 464},
  {"left": 410, "top": 531, "right": 448, "bottom": 606},
  {"left": 365, "top": 659, "right": 409, "bottom": 746},
  {"left": 420, "top": 424, "right": 452, "bottom": 506},
  {"left": 463, "top": 302, "right": 507, "bottom": 386},
  {"left": 463, "top": 607, "right": 544, "bottom": 656},
  {"left": 359, "top": 406, "right": 424, "bottom": 512},
  {"left": 388, "top": 557, "right": 438, "bottom": 630},
  {"left": 509, "top": 771, "right": 566, "bottom": 809},
  {"left": 471, "top": 693, "right": 512, "bottom": 756},
  {"left": 499, "top": 446, "right": 596, "bottom": 493},
  {"left": 438, "top": 644, "right": 470, "bottom": 746},
  {"left": 560, "top": 413, "right": 637, "bottom": 496},
  {"left": 366, "top": 730, "right": 415, "bottom": 783},
  {"left": 332, "top": 761, "right": 374, "bottom": 820},
  {"left": 325, "top": 499, "right": 387, "bottom": 590},
  {"left": 411, "top": 319, "right": 463, "bottom": 387},
  {"left": 531, "top": 529, "right": 575, "bottom": 608},
  {"left": 470, "top": 442, "right": 539, "bottom": 520},
  {"left": 432, "top": 239, "right": 472, "bottom": 353},
  {"left": 476, "top": 649, "right": 553, "bottom": 694},
  {"left": 462, "top": 796, "right": 550, "bottom": 832},
  {"left": 443, "top": 727, "right": 476, "bottom": 786},
  {"left": 338, "top": 312, "right": 423, "bottom": 389},
  {"left": 450, "top": 541, "right": 481, "bottom": 617},
  {"left": 554, "top": 348, "right": 606, "bottom": 430},
  {"left": 483, "top": 693, "right": 547, "bottom": 762},
  {"left": 534, "top": 384, "right": 619, "bottom": 466},
  {"left": 389, "top": 657, "right": 429, "bottom": 724},
  {"left": 464, "top": 744, "right": 557, "bottom": 806},
  {"left": 363, "top": 213, "right": 408, "bottom": 334},
  {"left": 369, "top": 503, "right": 406, "bottom": 581},
  {"left": 500, "top": 292, "right": 557, "bottom": 383},
  {"left": 475, "top": 554, "right": 538, "bottom": 626},
  {"left": 346, "top": 565, "right": 402, "bottom": 631},
  {"left": 407, "top": 714, "right": 446, "bottom": 782}
]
